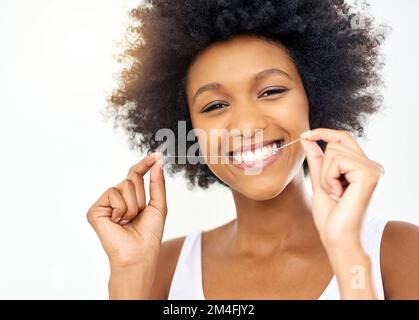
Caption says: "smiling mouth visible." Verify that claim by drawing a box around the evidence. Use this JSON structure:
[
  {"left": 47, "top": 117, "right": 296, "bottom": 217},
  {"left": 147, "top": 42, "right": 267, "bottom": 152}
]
[{"left": 228, "top": 139, "right": 284, "bottom": 164}]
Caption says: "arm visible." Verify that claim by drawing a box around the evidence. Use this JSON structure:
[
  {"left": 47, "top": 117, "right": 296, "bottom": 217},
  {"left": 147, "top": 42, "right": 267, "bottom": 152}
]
[
  {"left": 381, "top": 221, "right": 419, "bottom": 299},
  {"left": 148, "top": 237, "right": 185, "bottom": 299},
  {"left": 108, "top": 236, "right": 184, "bottom": 300},
  {"left": 87, "top": 152, "right": 169, "bottom": 300},
  {"left": 109, "top": 264, "right": 157, "bottom": 299},
  {"left": 300, "top": 128, "right": 384, "bottom": 299},
  {"left": 325, "top": 240, "right": 376, "bottom": 299}
]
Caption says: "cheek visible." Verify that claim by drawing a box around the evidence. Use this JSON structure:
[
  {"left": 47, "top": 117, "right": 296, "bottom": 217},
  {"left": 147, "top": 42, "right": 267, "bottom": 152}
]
[
  {"left": 195, "top": 136, "right": 230, "bottom": 187},
  {"left": 189, "top": 123, "right": 231, "bottom": 182},
  {"left": 268, "top": 91, "right": 310, "bottom": 134}
]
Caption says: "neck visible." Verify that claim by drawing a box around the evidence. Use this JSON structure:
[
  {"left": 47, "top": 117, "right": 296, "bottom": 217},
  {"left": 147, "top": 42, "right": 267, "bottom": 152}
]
[{"left": 230, "top": 169, "right": 315, "bottom": 256}]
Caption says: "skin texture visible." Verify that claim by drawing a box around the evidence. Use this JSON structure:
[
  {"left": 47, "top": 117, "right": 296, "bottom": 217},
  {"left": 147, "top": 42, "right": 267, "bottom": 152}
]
[{"left": 89, "top": 35, "right": 419, "bottom": 300}]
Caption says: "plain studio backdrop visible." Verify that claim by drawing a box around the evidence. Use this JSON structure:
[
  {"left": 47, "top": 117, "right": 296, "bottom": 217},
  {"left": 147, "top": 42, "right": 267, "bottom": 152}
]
[{"left": 0, "top": 0, "right": 418, "bottom": 299}]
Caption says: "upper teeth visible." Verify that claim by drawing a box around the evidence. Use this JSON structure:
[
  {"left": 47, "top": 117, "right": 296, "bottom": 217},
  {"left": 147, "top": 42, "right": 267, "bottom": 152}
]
[{"left": 231, "top": 141, "right": 282, "bottom": 163}]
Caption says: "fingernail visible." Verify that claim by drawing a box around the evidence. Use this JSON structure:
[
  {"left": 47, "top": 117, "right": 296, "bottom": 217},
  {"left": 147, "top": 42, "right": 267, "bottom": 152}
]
[
  {"left": 119, "top": 219, "right": 129, "bottom": 225},
  {"left": 113, "top": 216, "right": 122, "bottom": 223},
  {"left": 300, "top": 130, "right": 312, "bottom": 139}
]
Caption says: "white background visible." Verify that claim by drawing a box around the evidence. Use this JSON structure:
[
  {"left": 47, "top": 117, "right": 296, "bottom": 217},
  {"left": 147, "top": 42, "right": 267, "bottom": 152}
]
[{"left": 0, "top": 0, "right": 418, "bottom": 299}]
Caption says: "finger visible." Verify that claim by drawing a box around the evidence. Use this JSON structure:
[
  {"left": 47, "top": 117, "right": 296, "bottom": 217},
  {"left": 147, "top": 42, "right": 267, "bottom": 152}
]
[
  {"left": 328, "top": 155, "right": 383, "bottom": 217},
  {"left": 325, "top": 153, "right": 377, "bottom": 192},
  {"left": 300, "top": 128, "right": 365, "bottom": 156},
  {"left": 325, "top": 154, "right": 367, "bottom": 203},
  {"left": 323, "top": 141, "right": 373, "bottom": 197},
  {"left": 127, "top": 169, "right": 146, "bottom": 212},
  {"left": 321, "top": 146, "right": 346, "bottom": 198},
  {"left": 324, "top": 141, "right": 362, "bottom": 157},
  {"left": 124, "top": 152, "right": 162, "bottom": 220},
  {"left": 116, "top": 179, "right": 139, "bottom": 224},
  {"left": 92, "top": 187, "right": 127, "bottom": 223},
  {"left": 148, "top": 157, "right": 167, "bottom": 217},
  {"left": 130, "top": 152, "right": 163, "bottom": 176},
  {"left": 301, "top": 139, "right": 324, "bottom": 192}
]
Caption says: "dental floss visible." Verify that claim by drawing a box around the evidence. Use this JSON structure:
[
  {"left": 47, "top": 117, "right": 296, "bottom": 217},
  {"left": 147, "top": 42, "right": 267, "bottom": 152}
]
[
  {"left": 147, "top": 137, "right": 304, "bottom": 163},
  {"left": 277, "top": 138, "right": 303, "bottom": 151}
]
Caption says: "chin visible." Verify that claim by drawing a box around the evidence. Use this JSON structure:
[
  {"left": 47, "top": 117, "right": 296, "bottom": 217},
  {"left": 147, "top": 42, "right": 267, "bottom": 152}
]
[{"left": 230, "top": 176, "right": 289, "bottom": 201}]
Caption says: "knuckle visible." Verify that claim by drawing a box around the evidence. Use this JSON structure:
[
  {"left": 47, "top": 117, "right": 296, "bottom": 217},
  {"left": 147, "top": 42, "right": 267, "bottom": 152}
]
[
  {"left": 372, "top": 160, "right": 385, "bottom": 174},
  {"left": 371, "top": 165, "right": 383, "bottom": 180},
  {"left": 107, "top": 186, "right": 118, "bottom": 194},
  {"left": 86, "top": 209, "right": 94, "bottom": 224},
  {"left": 364, "top": 175, "right": 379, "bottom": 188},
  {"left": 127, "top": 170, "right": 136, "bottom": 180},
  {"left": 128, "top": 165, "right": 139, "bottom": 176},
  {"left": 361, "top": 166, "right": 380, "bottom": 186},
  {"left": 121, "top": 179, "right": 134, "bottom": 190},
  {"left": 86, "top": 207, "right": 99, "bottom": 225},
  {"left": 365, "top": 160, "right": 383, "bottom": 176}
]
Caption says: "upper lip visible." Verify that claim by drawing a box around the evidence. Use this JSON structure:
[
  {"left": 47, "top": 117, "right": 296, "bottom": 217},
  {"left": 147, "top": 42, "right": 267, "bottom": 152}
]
[{"left": 227, "top": 138, "right": 284, "bottom": 156}]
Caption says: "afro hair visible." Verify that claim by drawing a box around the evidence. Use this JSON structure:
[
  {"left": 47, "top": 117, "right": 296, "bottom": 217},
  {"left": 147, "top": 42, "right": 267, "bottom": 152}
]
[{"left": 108, "top": 0, "right": 387, "bottom": 189}]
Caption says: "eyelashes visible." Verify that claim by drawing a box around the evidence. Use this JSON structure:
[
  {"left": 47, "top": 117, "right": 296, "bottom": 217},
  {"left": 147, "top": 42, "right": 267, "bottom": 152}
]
[
  {"left": 200, "top": 87, "right": 288, "bottom": 113},
  {"left": 201, "top": 102, "right": 225, "bottom": 113},
  {"left": 259, "top": 87, "right": 288, "bottom": 98}
]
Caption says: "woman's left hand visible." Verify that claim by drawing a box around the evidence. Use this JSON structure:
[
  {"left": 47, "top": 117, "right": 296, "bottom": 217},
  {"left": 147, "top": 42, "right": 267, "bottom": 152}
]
[{"left": 300, "top": 128, "right": 384, "bottom": 248}]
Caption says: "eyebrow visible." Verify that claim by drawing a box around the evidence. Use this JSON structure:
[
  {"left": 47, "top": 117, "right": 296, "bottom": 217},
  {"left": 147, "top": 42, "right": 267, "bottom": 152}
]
[{"left": 191, "top": 68, "right": 292, "bottom": 105}]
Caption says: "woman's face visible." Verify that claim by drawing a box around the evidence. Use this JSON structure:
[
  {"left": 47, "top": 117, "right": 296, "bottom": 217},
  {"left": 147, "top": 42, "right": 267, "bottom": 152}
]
[{"left": 186, "top": 35, "right": 310, "bottom": 200}]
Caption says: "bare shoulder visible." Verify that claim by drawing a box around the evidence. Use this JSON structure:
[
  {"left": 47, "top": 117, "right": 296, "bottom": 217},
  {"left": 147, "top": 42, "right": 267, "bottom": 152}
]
[
  {"left": 149, "top": 220, "right": 235, "bottom": 299},
  {"left": 149, "top": 236, "right": 186, "bottom": 299},
  {"left": 381, "top": 220, "right": 419, "bottom": 299}
]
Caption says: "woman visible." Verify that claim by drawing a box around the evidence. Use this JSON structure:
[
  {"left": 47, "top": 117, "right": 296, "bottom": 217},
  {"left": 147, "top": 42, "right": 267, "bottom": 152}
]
[{"left": 87, "top": 0, "right": 419, "bottom": 299}]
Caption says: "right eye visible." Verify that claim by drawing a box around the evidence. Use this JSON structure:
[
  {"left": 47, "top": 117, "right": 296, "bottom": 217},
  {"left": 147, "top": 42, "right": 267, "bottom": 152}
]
[{"left": 201, "top": 102, "right": 227, "bottom": 113}]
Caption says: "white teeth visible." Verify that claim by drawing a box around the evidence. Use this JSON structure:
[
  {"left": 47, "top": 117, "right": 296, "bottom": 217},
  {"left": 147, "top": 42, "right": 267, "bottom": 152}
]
[
  {"left": 245, "top": 150, "right": 255, "bottom": 162},
  {"left": 264, "top": 144, "right": 272, "bottom": 155},
  {"left": 262, "top": 146, "right": 270, "bottom": 158},
  {"left": 254, "top": 148, "right": 263, "bottom": 160},
  {"left": 232, "top": 152, "right": 242, "bottom": 163},
  {"left": 231, "top": 141, "right": 283, "bottom": 164}
]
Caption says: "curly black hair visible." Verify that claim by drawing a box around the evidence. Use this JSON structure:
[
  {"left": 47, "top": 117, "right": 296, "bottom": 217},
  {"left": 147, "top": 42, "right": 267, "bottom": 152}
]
[{"left": 108, "top": 0, "right": 387, "bottom": 189}]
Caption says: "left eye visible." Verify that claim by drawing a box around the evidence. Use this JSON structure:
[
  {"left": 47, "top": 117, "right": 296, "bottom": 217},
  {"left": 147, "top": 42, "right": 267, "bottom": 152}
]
[{"left": 259, "top": 88, "right": 288, "bottom": 98}]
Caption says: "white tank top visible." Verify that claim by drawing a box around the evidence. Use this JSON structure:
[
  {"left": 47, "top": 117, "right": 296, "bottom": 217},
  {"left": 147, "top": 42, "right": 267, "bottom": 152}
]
[{"left": 168, "top": 215, "right": 389, "bottom": 300}]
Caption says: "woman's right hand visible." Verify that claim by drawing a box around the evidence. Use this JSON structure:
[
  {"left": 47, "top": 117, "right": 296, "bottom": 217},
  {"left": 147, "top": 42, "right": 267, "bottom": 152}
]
[{"left": 87, "top": 152, "right": 167, "bottom": 297}]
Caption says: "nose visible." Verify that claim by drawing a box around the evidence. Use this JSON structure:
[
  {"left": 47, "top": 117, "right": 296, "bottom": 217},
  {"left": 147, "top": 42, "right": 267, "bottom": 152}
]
[{"left": 227, "top": 102, "right": 269, "bottom": 138}]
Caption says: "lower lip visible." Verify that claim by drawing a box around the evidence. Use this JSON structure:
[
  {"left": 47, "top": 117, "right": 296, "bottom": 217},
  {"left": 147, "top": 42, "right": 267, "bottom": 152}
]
[{"left": 230, "top": 148, "right": 282, "bottom": 170}]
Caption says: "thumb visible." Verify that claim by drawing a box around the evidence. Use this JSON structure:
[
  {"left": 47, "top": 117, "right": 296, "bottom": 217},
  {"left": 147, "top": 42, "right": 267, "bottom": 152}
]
[{"left": 301, "top": 139, "right": 324, "bottom": 191}]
